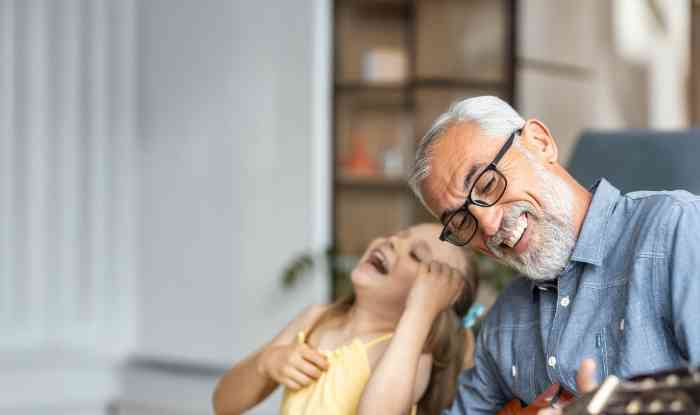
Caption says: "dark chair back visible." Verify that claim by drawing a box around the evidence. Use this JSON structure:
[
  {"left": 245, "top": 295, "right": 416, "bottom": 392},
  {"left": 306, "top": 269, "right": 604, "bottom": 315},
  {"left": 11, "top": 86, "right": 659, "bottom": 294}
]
[{"left": 567, "top": 129, "right": 700, "bottom": 195}]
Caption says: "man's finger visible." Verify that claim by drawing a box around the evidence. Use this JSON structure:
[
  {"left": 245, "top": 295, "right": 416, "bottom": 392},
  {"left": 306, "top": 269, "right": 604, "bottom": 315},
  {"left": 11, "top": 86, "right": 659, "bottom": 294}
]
[{"left": 576, "top": 358, "right": 598, "bottom": 394}]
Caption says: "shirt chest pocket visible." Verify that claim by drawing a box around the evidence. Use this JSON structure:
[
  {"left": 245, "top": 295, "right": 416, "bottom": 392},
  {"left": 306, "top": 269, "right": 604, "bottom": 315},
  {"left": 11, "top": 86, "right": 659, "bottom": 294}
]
[
  {"left": 593, "top": 292, "right": 627, "bottom": 382},
  {"left": 596, "top": 323, "right": 621, "bottom": 381}
]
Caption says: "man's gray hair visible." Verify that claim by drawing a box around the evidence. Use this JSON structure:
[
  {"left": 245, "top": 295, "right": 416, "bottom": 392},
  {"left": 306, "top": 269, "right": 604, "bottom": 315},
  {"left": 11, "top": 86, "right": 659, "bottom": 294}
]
[{"left": 408, "top": 96, "right": 525, "bottom": 206}]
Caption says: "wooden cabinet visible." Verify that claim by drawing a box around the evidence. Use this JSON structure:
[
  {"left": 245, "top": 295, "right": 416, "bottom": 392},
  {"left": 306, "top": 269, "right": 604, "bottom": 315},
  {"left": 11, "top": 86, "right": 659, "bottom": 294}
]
[
  {"left": 332, "top": 0, "right": 518, "bottom": 281},
  {"left": 692, "top": 0, "right": 700, "bottom": 123}
]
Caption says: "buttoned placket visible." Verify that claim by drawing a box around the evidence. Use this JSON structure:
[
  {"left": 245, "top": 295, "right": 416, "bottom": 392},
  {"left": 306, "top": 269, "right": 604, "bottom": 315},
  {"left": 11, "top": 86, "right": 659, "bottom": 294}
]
[{"left": 544, "top": 264, "right": 577, "bottom": 391}]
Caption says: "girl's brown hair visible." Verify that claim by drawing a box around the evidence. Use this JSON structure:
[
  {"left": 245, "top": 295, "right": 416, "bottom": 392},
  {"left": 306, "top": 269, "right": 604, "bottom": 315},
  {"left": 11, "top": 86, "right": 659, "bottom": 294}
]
[{"left": 307, "top": 250, "right": 479, "bottom": 415}]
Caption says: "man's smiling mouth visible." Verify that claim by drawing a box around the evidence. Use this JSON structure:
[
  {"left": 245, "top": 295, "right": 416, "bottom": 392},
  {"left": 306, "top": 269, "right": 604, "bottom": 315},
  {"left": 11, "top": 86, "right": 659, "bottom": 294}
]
[{"left": 501, "top": 213, "right": 528, "bottom": 249}]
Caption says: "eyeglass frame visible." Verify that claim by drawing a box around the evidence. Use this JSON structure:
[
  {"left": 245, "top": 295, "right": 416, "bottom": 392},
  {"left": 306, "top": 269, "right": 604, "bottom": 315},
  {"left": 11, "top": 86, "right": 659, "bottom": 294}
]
[{"left": 438, "top": 128, "right": 523, "bottom": 246}]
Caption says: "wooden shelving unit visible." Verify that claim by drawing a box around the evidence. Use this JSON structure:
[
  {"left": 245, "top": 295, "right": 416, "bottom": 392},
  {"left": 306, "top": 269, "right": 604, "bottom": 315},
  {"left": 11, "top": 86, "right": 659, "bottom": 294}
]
[
  {"left": 692, "top": 0, "right": 700, "bottom": 123},
  {"left": 331, "top": 0, "right": 518, "bottom": 286}
]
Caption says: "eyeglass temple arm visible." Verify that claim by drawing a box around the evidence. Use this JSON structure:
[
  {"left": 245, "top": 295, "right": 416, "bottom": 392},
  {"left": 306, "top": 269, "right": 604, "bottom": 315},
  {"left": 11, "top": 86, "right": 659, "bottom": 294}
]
[{"left": 491, "top": 128, "right": 522, "bottom": 165}]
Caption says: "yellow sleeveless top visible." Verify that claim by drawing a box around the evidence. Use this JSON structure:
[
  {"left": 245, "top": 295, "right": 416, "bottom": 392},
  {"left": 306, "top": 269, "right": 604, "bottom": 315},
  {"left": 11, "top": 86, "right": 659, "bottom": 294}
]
[{"left": 280, "top": 331, "right": 417, "bottom": 415}]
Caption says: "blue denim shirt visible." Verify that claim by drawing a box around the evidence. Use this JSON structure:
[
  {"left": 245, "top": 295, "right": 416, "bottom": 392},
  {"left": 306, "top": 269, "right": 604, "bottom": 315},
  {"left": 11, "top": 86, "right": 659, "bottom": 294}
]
[{"left": 446, "top": 179, "right": 700, "bottom": 414}]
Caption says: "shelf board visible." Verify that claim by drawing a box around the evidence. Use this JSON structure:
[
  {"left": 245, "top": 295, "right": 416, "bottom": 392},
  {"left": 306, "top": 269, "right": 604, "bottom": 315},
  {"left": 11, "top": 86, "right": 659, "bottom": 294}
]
[
  {"left": 335, "top": 175, "right": 412, "bottom": 191},
  {"left": 335, "top": 78, "right": 507, "bottom": 92},
  {"left": 335, "top": 81, "right": 410, "bottom": 92},
  {"left": 412, "top": 78, "right": 508, "bottom": 91},
  {"left": 352, "top": 0, "right": 414, "bottom": 17}
]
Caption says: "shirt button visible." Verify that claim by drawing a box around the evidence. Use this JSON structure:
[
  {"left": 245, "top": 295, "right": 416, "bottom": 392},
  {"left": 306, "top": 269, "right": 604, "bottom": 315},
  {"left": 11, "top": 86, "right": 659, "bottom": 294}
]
[
  {"left": 548, "top": 356, "right": 557, "bottom": 367},
  {"left": 560, "top": 296, "right": 570, "bottom": 307}
]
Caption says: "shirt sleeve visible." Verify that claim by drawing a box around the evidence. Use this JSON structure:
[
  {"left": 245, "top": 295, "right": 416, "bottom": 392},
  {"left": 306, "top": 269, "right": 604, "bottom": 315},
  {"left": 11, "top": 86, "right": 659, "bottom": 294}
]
[
  {"left": 443, "top": 323, "right": 509, "bottom": 415},
  {"left": 665, "top": 200, "right": 700, "bottom": 365}
]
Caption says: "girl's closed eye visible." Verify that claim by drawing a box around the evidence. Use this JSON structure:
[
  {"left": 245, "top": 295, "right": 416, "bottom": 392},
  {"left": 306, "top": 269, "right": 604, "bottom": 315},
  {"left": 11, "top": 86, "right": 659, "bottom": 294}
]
[
  {"left": 410, "top": 250, "right": 421, "bottom": 262},
  {"left": 410, "top": 242, "right": 431, "bottom": 263}
]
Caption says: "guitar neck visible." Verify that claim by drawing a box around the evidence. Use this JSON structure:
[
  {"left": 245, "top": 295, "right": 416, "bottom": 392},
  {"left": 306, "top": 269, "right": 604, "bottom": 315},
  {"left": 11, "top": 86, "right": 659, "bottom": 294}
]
[{"left": 562, "top": 368, "right": 700, "bottom": 415}]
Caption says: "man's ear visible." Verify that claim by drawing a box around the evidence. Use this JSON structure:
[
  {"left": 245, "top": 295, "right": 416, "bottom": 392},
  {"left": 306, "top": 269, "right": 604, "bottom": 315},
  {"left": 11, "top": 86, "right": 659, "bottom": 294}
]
[{"left": 521, "top": 119, "right": 558, "bottom": 164}]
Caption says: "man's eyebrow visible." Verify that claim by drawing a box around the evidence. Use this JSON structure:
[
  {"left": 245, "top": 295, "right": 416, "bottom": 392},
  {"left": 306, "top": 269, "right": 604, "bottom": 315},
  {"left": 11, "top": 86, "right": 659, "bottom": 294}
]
[
  {"left": 464, "top": 162, "right": 485, "bottom": 192},
  {"left": 439, "top": 162, "right": 485, "bottom": 223}
]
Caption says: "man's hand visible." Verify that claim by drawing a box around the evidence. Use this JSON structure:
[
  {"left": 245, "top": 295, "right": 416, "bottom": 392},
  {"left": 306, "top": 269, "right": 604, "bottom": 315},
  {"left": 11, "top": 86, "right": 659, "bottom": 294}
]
[
  {"left": 406, "top": 260, "right": 465, "bottom": 318},
  {"left": 257, "top": 342, "right": 329, "bottom": 390},
  {"left": 537, "top": 358, "right": 598, "bottom": 415}
]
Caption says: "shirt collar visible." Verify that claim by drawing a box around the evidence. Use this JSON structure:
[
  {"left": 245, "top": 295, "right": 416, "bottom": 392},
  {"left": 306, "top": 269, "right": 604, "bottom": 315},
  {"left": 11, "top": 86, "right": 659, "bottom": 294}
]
[
  {"left": 568, "top": 178, "right": 620, "bottom": 266},
  {"left": 529, "top": 178, "right": 620, "bottom": 294}
]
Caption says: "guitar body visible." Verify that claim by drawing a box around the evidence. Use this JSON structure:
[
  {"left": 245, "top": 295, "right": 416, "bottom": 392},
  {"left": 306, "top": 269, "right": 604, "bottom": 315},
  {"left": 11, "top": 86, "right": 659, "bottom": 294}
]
[
  {"left": 497, "top": 367, "right": 700, "bottom": 415},
  {"left": 497, "top": 383, "right": 574, "bottom": 415}
]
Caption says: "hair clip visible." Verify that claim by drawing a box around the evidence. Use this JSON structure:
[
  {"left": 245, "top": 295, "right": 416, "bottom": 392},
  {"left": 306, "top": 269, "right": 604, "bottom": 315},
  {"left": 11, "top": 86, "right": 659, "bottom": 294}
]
[{"left": 462, "top": 303, "right": 484, "bottom": 328}]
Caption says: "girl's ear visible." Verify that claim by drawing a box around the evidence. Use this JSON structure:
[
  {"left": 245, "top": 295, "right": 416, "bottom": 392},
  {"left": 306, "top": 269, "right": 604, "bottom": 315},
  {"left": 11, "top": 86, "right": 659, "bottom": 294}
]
[{"left": 521, "top": 118, "right": 559, "bottom": 164}]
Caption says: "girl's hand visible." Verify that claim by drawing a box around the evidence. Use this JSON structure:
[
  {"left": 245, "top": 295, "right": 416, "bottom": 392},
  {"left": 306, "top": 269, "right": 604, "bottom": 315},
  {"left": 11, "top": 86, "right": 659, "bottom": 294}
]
[
  {"left": 257, "top": 342, "right": 329, "bottom": 390},
  {"left": 406, "top": 260, "right": 465, "bottom": 318}
]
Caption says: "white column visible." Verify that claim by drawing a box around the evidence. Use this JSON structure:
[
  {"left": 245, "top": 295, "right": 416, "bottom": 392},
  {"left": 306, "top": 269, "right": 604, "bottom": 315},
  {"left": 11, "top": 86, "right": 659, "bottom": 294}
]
[
  {"left": 310, "top": 0, "right": 333, "bottom": 300},
  {"left": 107, "top": 0, "right": 138, "bottom": 353},
  {"left": 0, "top": 0, "right": 16, "bottom": 330},
  {"left": 86, "top": 0, "right": 110, "bottom": 342},
  {"left": 55, "top": 0, "right": 84, "bottom": 344},
  {"left": 0, "top": 0, "right": 138, "bottom": 409},
  {"left": 25, "top": 0, "right": 50, "bottom": 344},
  {"left": 0, "top": 0, "right": 137, "bottom": 353}
]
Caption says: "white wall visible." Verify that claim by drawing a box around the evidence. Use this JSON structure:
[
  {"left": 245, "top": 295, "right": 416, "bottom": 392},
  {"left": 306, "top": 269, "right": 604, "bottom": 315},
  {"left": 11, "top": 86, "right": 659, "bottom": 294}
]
[
  {"left": 0, "top": 0, "right": 330, "bottom": 413},
  {"left": 0, "top": 0, "right": 137, "bottom": 412},
  {"left": 132, "top": 0, "right": 330, "bottom": 413},
  {"left": 517, "top": 0, "right": 690, "bottom": 164}
]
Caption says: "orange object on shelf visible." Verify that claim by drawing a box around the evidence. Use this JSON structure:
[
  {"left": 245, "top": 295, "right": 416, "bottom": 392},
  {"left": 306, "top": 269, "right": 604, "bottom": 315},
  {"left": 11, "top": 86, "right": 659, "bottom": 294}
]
[{"left": 341, "top": 136, "right": 378, "bottom": 177}]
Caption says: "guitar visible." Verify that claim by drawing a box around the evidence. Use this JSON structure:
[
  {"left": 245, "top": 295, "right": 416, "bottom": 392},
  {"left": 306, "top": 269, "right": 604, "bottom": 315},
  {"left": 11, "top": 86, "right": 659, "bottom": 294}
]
[{"left": 498, "top": 367, "right": 700, "bottom": 414}]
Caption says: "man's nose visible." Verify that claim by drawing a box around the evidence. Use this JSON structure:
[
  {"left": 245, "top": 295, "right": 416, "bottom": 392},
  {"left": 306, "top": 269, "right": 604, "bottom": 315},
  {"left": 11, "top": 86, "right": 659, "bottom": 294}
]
[{"left": 469, "top": 203, "right": 502, "bottom": 238}]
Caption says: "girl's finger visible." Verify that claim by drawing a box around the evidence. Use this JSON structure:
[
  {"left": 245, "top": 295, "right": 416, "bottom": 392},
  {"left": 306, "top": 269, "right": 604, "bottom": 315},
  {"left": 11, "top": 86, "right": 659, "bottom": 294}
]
[
  {"left": 451, "top": 287, "right": 463, "bottom": 305},
  {"left": 301, "top": 346, "right": 329, "bottom": 370},
  {"left": 288, "top": 368, "right": 313, "bottom": 387},
  {"left": 417, "top": 262, "right": 429, "bottom": 278},
  {"left": 295, "top": 359, "right": 323, "bottom": 379},
  {"left": 282, "top": 378, "right": 302, "bottom": 391},
  {"left": 432, "top": 260, "right": 447, "bottom": 276}
]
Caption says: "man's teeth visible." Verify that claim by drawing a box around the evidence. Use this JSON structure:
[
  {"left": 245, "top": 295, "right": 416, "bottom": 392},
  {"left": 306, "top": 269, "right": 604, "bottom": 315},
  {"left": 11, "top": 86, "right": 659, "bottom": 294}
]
[{"left": 503, "top": 214, "right": 527, "bottom": 248}]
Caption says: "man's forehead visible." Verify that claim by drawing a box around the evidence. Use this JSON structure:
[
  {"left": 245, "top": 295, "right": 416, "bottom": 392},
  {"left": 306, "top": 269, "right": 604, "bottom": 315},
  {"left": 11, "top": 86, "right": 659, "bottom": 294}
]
[
  {"left": 430, "top": 122, "right": 491, "bottom": 174},
  {"left": 424, "top": 123, "right": 495, "bottom": 204}
]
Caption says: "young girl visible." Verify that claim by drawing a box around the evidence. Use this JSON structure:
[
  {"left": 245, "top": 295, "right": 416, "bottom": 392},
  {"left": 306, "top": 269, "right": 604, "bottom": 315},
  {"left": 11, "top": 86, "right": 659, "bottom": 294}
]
[{"left": 212, "top": 223, "right": 479, "bottom": 415}]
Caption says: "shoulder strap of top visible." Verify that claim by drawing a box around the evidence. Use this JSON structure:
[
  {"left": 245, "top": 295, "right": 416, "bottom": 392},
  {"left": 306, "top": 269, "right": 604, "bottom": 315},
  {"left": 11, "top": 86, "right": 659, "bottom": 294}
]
[{"left": 364, "top": 332, "right": 393, "bottom": 349}]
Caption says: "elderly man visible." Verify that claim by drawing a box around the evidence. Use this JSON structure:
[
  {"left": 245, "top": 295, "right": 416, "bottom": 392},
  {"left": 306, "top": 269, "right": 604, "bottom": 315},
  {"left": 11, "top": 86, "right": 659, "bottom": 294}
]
[{"left": 408, "top": 96, "right": 700, "bottom": 413}]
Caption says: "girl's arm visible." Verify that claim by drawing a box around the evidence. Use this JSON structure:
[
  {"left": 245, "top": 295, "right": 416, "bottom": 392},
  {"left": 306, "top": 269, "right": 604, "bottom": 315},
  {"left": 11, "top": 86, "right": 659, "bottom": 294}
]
[
  {"left": 358, "top": 261, "right": 464, "bottom": 415},
  {"left": 212, "top": 304, "right": 329, "bottom": 415},
  {"left": 359, "top": 307, "right": 435, "bottom": 415}
]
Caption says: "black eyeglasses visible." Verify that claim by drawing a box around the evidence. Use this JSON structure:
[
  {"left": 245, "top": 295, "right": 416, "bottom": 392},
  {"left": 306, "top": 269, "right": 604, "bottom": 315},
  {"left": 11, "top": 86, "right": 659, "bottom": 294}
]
[{"left": 439, "top": 128, "right": 522, "bottom": 246}]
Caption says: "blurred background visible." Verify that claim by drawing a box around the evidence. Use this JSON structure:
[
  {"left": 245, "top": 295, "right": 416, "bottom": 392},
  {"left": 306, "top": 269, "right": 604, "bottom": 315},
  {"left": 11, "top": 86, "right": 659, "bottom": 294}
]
[{"left": 1, "top": 0, "right": 698, "bottom": 414}]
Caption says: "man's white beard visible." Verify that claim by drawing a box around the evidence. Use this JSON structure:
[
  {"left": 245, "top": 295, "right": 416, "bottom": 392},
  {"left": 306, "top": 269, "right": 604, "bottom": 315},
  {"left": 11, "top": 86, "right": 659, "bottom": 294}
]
[{"left": 486, "top": 153, "right": 577, "bottom": 281}]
